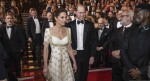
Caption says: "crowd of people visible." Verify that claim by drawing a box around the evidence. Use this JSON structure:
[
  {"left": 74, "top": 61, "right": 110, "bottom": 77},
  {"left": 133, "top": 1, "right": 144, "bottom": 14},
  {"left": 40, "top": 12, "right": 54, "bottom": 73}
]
[{"left": 0, "top": 0, "right": 150, "bottom": 81}]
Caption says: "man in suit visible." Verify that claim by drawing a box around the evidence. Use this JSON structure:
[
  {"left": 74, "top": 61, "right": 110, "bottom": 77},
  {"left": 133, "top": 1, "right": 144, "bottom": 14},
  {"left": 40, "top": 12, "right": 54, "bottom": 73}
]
[
  {"left": 110, "top": 10, "right": 134, "bottom": 81},
  {"left": 0, "top": 14, "right": 25, "bottom": 81},
  {"left": 121, "top": 3, "right": 150, "bottom": 80},
  {"left": 42, "top": 12, "right": 54, "bottom": 39},
  {"left": 68, "top": 7, "right": 76, "bottom": 21},
  {"left": 67, "top": 5, "right": 96, "bottom": 81},
  {"left": 92, "top": 18, "right": 110, "bottom": 68},
  {"left": 27, "top": 8, "right": 42, "bottom": 67}
]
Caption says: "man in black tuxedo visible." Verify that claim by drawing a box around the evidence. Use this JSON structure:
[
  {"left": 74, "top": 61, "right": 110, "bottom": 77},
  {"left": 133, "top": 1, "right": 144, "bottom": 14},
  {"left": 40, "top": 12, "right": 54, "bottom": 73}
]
[
  {"left": 27, "top": 8, "right": 42, "bottom": 67},
  {"left": 68, "top": 7, "right": 76, "bottom": 21},
  {"left": 42, "top": 12, "right": 54, "bottom": 39},
  {"left": 121, "top": 3, "right": 150, "bottom": 80},
  {"left": 67, "top": 5, "right": 96, "bottom": 81},
  {"left": 110, "top": 10, "right": 134, "bottom": 81},
  {"left": 0, "top": 14, "right": 25, "bottom": 81},
  {"left": 92, "top": 18, "right": 110, "bottom": 68}
]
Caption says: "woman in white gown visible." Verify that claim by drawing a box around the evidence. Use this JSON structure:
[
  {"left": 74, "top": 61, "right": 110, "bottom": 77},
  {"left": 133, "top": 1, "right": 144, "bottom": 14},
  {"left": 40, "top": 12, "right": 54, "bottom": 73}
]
[{"left": 43, "top": 8, "right": 77, "bottom": 81}]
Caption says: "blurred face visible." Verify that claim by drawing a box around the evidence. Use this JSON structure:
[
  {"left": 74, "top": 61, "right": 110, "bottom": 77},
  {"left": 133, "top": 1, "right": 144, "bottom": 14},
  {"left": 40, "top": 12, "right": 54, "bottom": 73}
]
[
  {"left": 95, "top": 12, "right": 100, "bottom": 18},
  {"left": 85, "top": 11, "right": 89, "bottom": 16},
  {"left": 97, "top": 18, "right": 104, "bottom": 28},
  {"left": 55, "top": 12, "right": 67, "bottom": 26},
  {"left": 48, "top": 1, "right": 52, "bottom": 5},
  {"left": 1, "top": 2, "right": 5, "bottom": 7},
  {"left": 116, "top": 11, "right": 123, "bottom": 20},
  {"left": 104, "top": 18, "right": 108, "bottom": 24},
  {"left": 120, "top": 12, "right": 130, "bottom": 26},
  {"left": 31, "top": 11, "right": 37, "bottom": 17},
  {"left": 66, "top": 16, "right": 72, "bottom": 23},
  {"left": 134, "top": 8, "right": 146, "bottom": 24},
  {"left": 11, "top": 2, "right": 16, "bottom": 6},
  {"left": 76, "top": 6, "right": 85, "bottom": 20},
  {"left": 5, "top": 15, "right": 13, "bottom": 25},
  {"left": 47, "top": 13, "right": 53, "bottom": 20},
  {"left": 108, "top": 12, "right": 113, "bottom": 18},
  {"left": 69, "top": 8, "right": 74, "bottom": 13}
]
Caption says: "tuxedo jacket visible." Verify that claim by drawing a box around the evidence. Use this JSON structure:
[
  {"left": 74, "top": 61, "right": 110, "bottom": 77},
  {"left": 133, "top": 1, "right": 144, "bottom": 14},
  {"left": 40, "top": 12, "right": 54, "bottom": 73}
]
[
  {"left": 110, "top": 25, "right": 134, "bottom": 63},
  {"left": 27, "top": 16, "right": 42, "bottom": 40},
  {"left": 0, "top": 24, "right": 25, "bottom": 53},
  {"left": 67, "top": 19, "right": 97, "bottom": 58},
  {"left": 0, "top": 41, "right": 7, "bottom": 60},
  {"left": 121, "top": 24, "right": 150, "bottom": 79},
  {"left": 42, "top": 19, "right": 54, "bottom": 38},
  {"left": 96, "top": 27, "right": 110, "bottom": 49}
]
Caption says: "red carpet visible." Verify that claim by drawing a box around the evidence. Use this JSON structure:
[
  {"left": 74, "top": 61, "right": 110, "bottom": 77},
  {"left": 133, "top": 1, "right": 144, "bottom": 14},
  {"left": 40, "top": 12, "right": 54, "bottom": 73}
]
[
  {"left": 19, "top": 68, "right": 112, "bottom": 81},
  {"left": 87, "top": 68, "right": 112, "bottom": 81}
]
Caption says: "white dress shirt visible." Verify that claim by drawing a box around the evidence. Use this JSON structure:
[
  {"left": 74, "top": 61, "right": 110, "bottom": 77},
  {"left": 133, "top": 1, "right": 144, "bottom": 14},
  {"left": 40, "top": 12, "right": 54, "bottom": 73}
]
[
  {"left": 33, "top": 17, "right": 41, "bottom": 34},
  {"left": 117, "top": 21, "right": 122, "bottom": 28},
  {"left": 76, "top": 19, "right": 84, "bottom": 50},
  {"left": 6, "top": 26, "right": 12, "bottom": 39},
  {"left": 98, "top": 27, "right": 104, "bottom": 40},
  {"left": 48, "top": 21, "right": 54, "bottom": 28},
  {"left": 87, "top": 6, "right": 90, "bottom": 11}
]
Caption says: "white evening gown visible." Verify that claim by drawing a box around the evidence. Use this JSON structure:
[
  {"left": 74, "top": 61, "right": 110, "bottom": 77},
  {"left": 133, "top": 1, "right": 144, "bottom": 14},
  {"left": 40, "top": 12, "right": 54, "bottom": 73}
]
[{"left": 44, "top": 28, "right": 75, "bottom": 81}]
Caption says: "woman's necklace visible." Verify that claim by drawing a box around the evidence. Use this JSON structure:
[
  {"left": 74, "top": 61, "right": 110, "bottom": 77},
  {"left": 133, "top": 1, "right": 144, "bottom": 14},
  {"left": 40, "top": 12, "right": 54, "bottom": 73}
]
[{"left": 57, "top": 27, "right": 62, "bottom": 38}]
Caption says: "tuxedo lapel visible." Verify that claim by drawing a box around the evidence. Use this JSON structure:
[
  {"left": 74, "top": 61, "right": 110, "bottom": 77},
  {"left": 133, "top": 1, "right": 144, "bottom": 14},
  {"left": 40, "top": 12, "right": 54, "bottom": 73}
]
[
  {"left": 46, "top": 20, "right": 50, "bottom": 28},
  {"left": 3, "top": 27, "right": 9, "bottom": 40},
  {"left": 72, "top": 20, "right": 77, "bottom": 43},
  {"left": 100, "top": 28, "right": 106, "bottom": 39},
  {"left": 83, "top": 20, "right": 88, "bottom": 44}
]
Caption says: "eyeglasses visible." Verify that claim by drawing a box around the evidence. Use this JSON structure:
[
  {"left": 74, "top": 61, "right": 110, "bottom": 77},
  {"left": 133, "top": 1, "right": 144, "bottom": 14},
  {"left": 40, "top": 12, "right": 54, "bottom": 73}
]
[
  {"left": 98, "top": 23, "right": 103, "bottom": 25},
  {"left": 121, "top": 15, "right": 129, "bottom": 17}
]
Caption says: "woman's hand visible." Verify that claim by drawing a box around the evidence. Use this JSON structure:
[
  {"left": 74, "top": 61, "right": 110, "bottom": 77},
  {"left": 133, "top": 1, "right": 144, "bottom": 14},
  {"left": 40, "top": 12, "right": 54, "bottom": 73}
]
[
  {"left": 43, "top": 67, "right": 48, "bottom": 78},
  {"left": 73, "top": 63, "right": 77, "bottom": 73}
]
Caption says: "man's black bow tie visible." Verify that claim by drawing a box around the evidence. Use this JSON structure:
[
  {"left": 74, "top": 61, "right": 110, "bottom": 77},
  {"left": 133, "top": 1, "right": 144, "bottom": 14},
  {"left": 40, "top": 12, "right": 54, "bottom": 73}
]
[
  {"left": 105, "top": 24, "right": 108, "bottom": 26},
  {"left": 34, "top": 17, "right": 37, "bottom": 19},
  {"left": 70, "top": 13, "right": 73, "bottom": 16},
  {"left": 7, "top": 26, "right": 12, "bottom": 28},
  {"left": 98, "top": 28, "right": 103, "bottom": 30},
  {"left": 77, "top": 20, "right": 84, "bottom": 24}
]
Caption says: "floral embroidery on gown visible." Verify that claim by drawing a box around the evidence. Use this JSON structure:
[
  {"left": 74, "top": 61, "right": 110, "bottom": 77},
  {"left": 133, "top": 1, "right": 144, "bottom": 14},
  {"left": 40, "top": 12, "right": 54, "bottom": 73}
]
[{"left": 44, "top": 28, "right": 75, "bottom": 81}]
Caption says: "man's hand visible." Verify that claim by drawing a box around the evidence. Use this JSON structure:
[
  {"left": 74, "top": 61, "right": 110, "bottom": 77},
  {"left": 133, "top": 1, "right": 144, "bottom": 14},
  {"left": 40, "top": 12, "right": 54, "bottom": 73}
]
[
  {"left": 128, "top": 68, "right": 141, "bottom": 79},
  {"left": 96, "top": 47, "right": 103, "bottom": 51},
  {"left": 28, "top": 38, "right": 32, "bottom": 42},
  {"left": 89, "top": 57, "right": 94, "bottom": 65},
  {"left": 112, "top": 50, "right": 120, "bottom": 59},
  {"left": 99, "top": 47, "right": 104, "bottom": 51},
  {"left": 73, "top": 50, "right": 77, "bottom": 55}
]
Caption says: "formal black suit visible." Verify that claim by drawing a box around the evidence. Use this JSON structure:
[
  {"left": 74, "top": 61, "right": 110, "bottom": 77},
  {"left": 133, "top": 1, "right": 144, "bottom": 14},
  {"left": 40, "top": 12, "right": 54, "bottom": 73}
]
[
  {"left": 92, "top": 27, "right": 110, "bottom": 68},
  {"left": 110, "top": 26, "right": 128, "bottom": 81},
  {"left": 0, "top": 24, "right": 25, "bottom": 81},
  {"left": 67, "top": 19, "right": 97, "bottom": 81},
  {"left": 121, "top": 24, "right": 150, "bottom": 80},
  {"left": 27, "top": 16, "right": 42, "bottom": 66}
]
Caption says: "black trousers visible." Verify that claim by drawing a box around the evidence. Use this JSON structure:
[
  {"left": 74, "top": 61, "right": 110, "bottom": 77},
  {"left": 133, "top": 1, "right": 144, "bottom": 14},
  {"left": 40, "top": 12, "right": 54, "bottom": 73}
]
[
  {"left": 75, "top": 50, "right": 89, "bottom": 81},
  {"left": 6, "top": 52, "right": 20, "bottom": 81},
  {"left": 32, "top": 34, "right": 42, "bottom": 66},
  {"left": 92, "top": 50, "right": 108, "bottom": 68},
  {"left": 0, "top": 60, "right": 7, "bottom": 80},
  {"left": 112, "top": 60, "right": 124, "bottom": 81}
]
